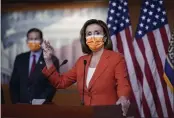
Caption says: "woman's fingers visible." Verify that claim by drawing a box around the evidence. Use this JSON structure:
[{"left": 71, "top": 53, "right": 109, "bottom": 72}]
[
  {"left": 44, "top": 40, "right": 54, "bottom": 51},
  {"left": 41, "top": 40, "right": 53, "bottom": 52},
  {"left": 41, "top": 40, "right": 47, "bottom": 50},
  {"left": 121, "top": 100, "right": 130, "bottom": 116},
  {"left": 42, "top": 40, "right": 54, "bottom": 60}
]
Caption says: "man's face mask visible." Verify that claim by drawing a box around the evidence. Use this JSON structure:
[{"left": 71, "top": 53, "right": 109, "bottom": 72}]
[
  {"left": 86, "top": 35, "right": 104, "bottom": 52},
  {"left": 27, "top": 40, "right": 41, "bottom": 52}
]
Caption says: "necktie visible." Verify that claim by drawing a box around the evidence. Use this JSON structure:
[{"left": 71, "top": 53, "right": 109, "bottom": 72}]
[{"left": 30, "top": 54, "right": 36, "bottom": 76}]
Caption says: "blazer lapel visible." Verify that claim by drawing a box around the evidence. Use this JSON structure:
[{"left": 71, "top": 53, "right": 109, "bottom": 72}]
[
  {"left": 88, "top": 50, "right": 110, "bottom": 90},
  {"left": 23, "top": 52, "right": 30, "bottom": 79}
]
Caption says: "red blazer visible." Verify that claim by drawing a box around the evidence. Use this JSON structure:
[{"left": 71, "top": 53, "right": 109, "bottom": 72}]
[{"left": 42, "top": 49, "right": 131, "bottom": 106}]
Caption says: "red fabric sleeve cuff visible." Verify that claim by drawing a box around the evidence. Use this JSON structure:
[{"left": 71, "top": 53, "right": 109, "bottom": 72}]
[{"left": 42, "top": 65, "right": 56, "bottom": 77}]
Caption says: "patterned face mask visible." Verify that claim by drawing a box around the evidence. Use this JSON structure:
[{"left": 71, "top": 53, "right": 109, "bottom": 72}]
[
  {"left": 27, "top": 40, "right": 41, "bottom": 52},
  {"left": 86, "top": 35, "right": 104, "bottom": 52}
]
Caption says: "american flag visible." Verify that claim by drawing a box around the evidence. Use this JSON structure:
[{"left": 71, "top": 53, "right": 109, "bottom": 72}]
[
  {"left": 134, "top": 0, "right": 174, "bottom": 117},
  {"left": 107, "top": 0, "right": 174, "bottom": 117},
  {"left": 107, "top": 0, "right": 142, "bottom": 117}
]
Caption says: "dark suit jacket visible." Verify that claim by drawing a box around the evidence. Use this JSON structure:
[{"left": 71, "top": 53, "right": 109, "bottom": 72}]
[
  {"left": 1, "top": 87, "right": 5, "bottom": 104},
  {"left": 9, "top": 51, "right": 59, "bottom": 104}
]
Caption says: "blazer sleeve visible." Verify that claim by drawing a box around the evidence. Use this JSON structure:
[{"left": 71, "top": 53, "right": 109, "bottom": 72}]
[
  {"left": 115, "top": 55, "right": 131, "bottom": 98},
  {"left": 51, "top": 55, "right": 60, "bottom": 73},
  {"left": 9, "top": 55, "right": 20, "bottom": 104},
  {"left": 42, "top": 58, "right": 80, "bottom": 89}
]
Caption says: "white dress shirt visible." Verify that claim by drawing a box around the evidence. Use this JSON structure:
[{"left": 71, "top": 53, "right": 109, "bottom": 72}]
[{"left": 86, "top": 67, "right": 96, "bottom": 88}]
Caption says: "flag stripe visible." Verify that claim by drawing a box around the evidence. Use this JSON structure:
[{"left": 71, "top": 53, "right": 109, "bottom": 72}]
[
  {"left": 119, "top": 27, "right": 143, "bottom": 116},
  {"left": 122, "top": 27, "right": 156, "bottom": 118},
  {"left": 142, "top": 93, "right": 152, "bottom": 118},
  {"left": 159, "top": 26, "right": 169, "bottom": 53},
  {"left": 165, "top": 25, "right": 171, "bottom": 42},
  {"left": 153, "top": 29, "right": 167, "bottom": 68},
  {"left": 142, "top": 74, "right": 158, "bottom": 117},
  {"left": 137, "top": 38, "right": 164, "bottom": 118},
  {"left": 111, "top": 35, "right": 117, "bottom": 51},
  {"left": 124, "top": 27, "right": 147, "bottom": 117},
  {"left": 107, "top": 1, "right": 142, "bottom": 116},
  {"left": 133, "top": 40, "right": 157, "bottom": 117},
  {"left": 125, "top": 27, "right": 143, "bottom": 83},
  {"left": 147, "top": 31, "right": 174, "bottom": 117},
  {"left": 145, "top": 33, "right": 170, "bottom": 117},
  {"left": 133, "top": 48, "right": 150, "bottom": 118},
  {"left": 116, "top": 33, "right": 124, "bottom": 54}
]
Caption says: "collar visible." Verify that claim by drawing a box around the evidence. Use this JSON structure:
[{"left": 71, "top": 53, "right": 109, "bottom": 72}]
[{"left": 30, "top": 49, "right": 42, "bottom": 57}]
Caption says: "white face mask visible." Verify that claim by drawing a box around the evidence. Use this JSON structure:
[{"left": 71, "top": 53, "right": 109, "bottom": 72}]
[{"left": 86, "top": 35, "right": 104, "bottom": 40}]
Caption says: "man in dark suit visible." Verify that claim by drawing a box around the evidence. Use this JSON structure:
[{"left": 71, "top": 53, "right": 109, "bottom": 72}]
[{"left": 9, "top": 28, "right": 59, "bottom": 104}]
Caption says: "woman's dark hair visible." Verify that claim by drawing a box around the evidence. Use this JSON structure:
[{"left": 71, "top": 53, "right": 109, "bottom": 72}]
[{"left": 80, "top": 19, "right": 113, "bottom": 54}]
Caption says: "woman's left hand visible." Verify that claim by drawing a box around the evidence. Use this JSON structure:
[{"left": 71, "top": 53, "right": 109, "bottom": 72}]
[{"left": 116, "top": 96, "right": 130, "bottom": 116}]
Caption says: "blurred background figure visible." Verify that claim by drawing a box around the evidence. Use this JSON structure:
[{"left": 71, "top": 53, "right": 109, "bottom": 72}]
[
  {"left": 1, "top": 87, "right": 5, "bottom": 104},
  {"left": 9, "top": 28, "right": 59, "bottom": 104}
]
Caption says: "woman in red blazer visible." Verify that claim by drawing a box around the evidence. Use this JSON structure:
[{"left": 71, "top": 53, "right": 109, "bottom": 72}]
[{"left": 42, "top": 19, "right": 131, "bottom": 116}]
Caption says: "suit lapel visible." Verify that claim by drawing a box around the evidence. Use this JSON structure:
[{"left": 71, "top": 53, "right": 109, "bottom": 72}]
[
  {"left": 88, "top": 50, "right": 110, "bottom": 90},
  {"left": 29, "top": 52, "right": 45, "bottom": 83},
  {"left": 23, "top": 52, "right": 30, "bottom": 79}
]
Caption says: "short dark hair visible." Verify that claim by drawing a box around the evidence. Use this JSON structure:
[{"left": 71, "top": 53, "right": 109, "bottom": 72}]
[
  {"left": 80, "top": 19, "right": 113, "bottom": 54},
  {"left": 27, "top": 28, "right": 43, "bottom": 39}
]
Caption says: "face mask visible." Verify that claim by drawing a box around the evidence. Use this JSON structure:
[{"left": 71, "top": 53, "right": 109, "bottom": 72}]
[
  {"left": 27, "top": 40, "right": 41, "bottom": 52},
  {"left": 86, "top": 35, "right": 104, "bottom": 52}
]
